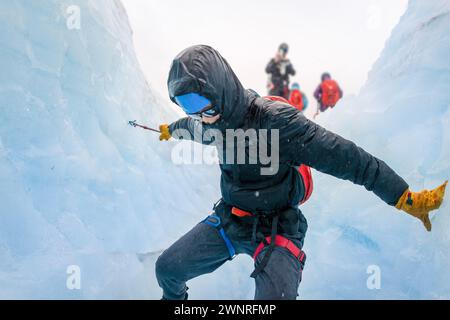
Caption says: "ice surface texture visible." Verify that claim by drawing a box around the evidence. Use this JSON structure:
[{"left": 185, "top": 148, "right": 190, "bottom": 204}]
[
  {"left": 308, "top": 0, "right": 450, "bottom": 299},
  {"left": 0, "top": 0, "right": 449, "bottom": 299},
  {"left": 0, "top": 0, "right": 221, "bottom": 299}
]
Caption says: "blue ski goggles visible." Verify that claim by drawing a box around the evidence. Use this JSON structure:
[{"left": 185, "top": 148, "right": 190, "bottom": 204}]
[{"left": 174, "top": 93, "right": 219, "bottom": 118}]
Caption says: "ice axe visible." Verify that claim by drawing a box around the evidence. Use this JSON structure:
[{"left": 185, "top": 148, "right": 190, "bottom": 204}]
[{"left": 128, "top": 120, "right": 161, "bottom": 134}]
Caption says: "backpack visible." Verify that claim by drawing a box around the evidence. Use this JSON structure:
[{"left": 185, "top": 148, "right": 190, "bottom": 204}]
[
  {"left": 320, "top": 79, "right": 340, "bottom": 107},
  {"left": 289, "top": 89, "right": 305, "bottom": 112},
  {"left": 264, "top": 95, "right": 314, "bottom": 205}
]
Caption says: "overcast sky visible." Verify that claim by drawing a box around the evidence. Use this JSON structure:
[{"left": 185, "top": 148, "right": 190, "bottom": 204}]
[{"left": 122, "top": 0, "right": 407, "bottom": 113}]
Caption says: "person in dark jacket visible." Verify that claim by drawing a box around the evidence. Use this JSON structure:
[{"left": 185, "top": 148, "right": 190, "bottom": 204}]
[
  {"left": 156, "top": 45, "right": 447, "bottom": 300},
  {"left": 266, "top": 43, "right": 296, "bottom": 99}
]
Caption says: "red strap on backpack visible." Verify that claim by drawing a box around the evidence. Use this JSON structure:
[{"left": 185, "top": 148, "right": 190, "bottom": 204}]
[
  {"left": 264, "top": 96, "right": 314, "bottom": 205},
  {"left": 298, "top": 165, "right": 313, "bottom": 204}
]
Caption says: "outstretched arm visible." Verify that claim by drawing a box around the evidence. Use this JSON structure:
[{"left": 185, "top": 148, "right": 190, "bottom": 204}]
[
  {"left": 282, "top": 112, "right": 408, "bottom": 205},
  {"left": 273, "top": 105, "right": 447, "bottom": 230},
  {"left": 160, "top": 118, "right": 217, "bottom": 145}
]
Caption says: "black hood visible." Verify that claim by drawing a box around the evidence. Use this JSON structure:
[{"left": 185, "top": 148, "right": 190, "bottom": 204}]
[{"left": 168, "top": 45, "right": 253, "bottom": 130}]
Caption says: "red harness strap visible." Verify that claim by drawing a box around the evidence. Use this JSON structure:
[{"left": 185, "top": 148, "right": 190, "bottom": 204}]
[
  {"left": 231, "top": 206, "right": 306, "bottom": 266},
  {"left": 231, "top": 207, "right": 253, "bottom": 218},
  {"left": 253, "top": 235, "right": 306, "bottom": 263}
]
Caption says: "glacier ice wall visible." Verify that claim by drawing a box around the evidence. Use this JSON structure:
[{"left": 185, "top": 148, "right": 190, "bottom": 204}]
[
  {"left": 1, "top": 0, "right": 449, "bottom": 300},
  {"left": 307, "top": 0, "right": 450, "bottom": 299},
  {"left": 0, "top": 0, "right": 228, "bottom": 299}
]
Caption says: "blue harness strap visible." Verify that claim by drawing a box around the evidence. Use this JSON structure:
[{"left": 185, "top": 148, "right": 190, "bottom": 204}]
[{"left": 202, "top": 215, "right": 236, "bottom": 260}]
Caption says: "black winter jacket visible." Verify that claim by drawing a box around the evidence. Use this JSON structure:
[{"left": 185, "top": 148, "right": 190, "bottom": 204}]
[
  {"left": 167, "top": 45, "right": 408, "bottom": 231},
  {"left": 266, "top": 58, "right": 296, "bottom": 91}
]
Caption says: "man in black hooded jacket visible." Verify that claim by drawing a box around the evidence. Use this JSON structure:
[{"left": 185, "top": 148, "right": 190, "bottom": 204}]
[
  {"left": 266, "top": 43, "right": 295, "bottom": 99},
  {"left": 155, "top": 45, "right": 447, "bottom": 300}
]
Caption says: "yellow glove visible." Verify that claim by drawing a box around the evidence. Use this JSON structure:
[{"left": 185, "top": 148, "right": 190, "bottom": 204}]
[
  {"left": 396, "top": 181, "right": 448, "bottom": 232},
  {"left": 159, "top": 124, "right": 171, "bottom": 141}
]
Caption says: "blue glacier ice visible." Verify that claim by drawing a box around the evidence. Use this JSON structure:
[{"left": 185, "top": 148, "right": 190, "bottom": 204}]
[
  {"left": 308, "top": 0, "right": 450, "bottom": 299},
  {"left": 0, "top": 0, "right": 449, "bottom": 299},
  {"left": 0, "top": 0, "right": 223, "bottom": 299}
]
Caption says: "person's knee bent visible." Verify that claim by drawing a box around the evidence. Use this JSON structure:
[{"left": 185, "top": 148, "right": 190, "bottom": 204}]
[{"left": 156, "top": 251, "right": 181, "bottom": 281}]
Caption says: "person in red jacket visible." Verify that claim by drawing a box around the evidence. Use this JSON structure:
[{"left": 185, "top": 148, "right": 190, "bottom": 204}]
[
  {"left": 313, "top": 72, "right": 343, "bottom": 118},
  {"left": 289, "top": 83, "right": 309, "bottom": 113}
]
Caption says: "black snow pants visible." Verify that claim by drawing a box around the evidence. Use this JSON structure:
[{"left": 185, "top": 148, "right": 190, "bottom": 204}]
[{"left": 155, "top": 200, "right": 307, "bottom": 300}]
